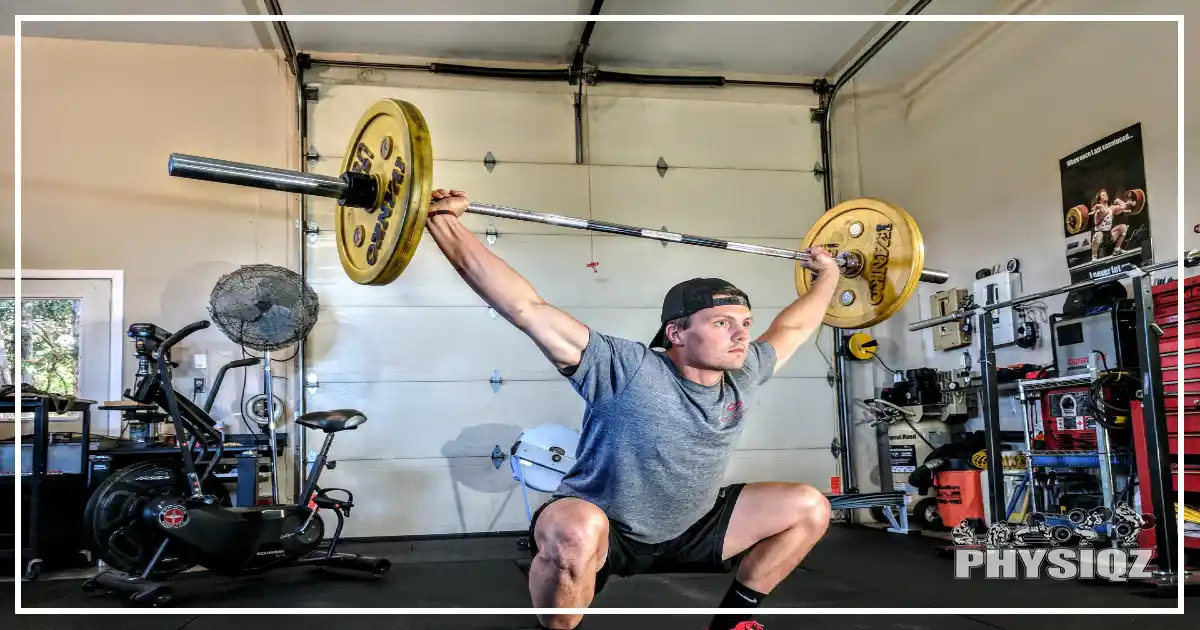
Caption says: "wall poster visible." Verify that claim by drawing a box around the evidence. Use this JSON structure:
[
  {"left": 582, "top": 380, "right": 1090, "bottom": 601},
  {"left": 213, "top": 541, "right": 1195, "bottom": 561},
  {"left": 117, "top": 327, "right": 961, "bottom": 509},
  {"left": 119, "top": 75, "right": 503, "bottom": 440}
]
[{"left": 1059, "top": 123, "right": 1152, "bottom": 283}]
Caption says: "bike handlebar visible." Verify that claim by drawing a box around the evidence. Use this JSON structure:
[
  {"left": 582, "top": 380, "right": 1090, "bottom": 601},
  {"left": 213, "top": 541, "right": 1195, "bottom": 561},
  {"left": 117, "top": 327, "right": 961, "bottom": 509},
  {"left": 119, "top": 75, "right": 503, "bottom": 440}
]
[{"left": 155, "top": 320, "right": 211, "bottom": 363}]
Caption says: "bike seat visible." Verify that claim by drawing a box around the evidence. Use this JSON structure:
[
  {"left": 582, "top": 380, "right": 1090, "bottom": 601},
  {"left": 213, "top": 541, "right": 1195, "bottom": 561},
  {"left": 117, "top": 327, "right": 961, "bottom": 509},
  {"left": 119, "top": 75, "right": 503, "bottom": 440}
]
[{"left": 296, "top": 409, "right": 367, "bottom": 433}]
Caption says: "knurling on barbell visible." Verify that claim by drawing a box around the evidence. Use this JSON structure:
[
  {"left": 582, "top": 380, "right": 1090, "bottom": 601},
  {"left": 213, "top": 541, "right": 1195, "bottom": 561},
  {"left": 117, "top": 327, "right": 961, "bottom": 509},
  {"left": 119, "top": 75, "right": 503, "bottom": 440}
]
[{"left": 167, "top": 98, "right": 948, "bottom": 330}]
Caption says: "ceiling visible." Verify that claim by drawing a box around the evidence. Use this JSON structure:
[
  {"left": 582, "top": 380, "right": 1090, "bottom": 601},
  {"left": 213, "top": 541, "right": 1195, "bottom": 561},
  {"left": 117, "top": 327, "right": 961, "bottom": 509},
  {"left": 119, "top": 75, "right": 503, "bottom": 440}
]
[{"left": 3, "top": 0, "right": 1019, "bottom": 85}]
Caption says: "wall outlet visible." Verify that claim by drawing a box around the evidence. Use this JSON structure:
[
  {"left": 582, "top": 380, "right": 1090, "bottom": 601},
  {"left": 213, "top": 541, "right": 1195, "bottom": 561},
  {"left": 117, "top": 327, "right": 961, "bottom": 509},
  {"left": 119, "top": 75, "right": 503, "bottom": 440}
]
[{"left": 193, "top": 377, "right": 206, "bottom": 394}]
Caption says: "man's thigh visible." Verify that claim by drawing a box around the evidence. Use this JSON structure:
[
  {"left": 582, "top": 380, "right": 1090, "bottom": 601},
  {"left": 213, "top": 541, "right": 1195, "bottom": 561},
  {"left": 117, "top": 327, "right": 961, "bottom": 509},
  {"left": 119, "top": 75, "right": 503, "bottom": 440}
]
[{"left": 721, "top": 481, "right": 829, "bottom": 560}]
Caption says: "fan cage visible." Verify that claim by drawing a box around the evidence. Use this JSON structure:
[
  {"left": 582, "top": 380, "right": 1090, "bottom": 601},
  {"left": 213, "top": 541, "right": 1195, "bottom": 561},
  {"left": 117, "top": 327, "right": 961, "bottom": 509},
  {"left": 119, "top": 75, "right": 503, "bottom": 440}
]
[{"left": 207, "top": 264, "right": 320, "bottom": 352}]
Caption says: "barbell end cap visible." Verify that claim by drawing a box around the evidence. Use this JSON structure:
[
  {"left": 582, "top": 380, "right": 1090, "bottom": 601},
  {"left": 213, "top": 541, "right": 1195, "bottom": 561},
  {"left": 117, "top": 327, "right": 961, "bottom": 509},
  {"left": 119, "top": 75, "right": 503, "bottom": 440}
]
[
  {"left": 338, "top": 171, "right": 379, "bottom": 209},
  {"left": 919, "top": 268, "right": 950, "bottom": 285}
]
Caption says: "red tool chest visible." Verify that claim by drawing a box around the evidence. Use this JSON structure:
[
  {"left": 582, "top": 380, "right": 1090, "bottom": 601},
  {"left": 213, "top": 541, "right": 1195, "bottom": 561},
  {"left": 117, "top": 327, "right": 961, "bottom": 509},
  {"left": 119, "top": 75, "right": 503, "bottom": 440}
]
[{"left": 1141, "top": 274, "right": 1200, "bottom": 553}]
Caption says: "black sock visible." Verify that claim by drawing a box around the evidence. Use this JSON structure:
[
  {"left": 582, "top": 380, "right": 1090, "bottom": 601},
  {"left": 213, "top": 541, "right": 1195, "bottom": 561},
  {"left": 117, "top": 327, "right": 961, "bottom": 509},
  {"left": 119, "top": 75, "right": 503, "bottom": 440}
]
[{"left": 709, "top": 579, "right": 766, "bottom": 630}]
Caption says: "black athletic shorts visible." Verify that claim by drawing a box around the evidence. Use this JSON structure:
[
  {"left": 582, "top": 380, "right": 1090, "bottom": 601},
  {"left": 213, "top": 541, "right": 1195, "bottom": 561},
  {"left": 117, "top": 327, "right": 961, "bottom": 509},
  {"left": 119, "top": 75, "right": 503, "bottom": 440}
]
[{"left": 528, "top": 483, "right": 746, "bottom": 592}]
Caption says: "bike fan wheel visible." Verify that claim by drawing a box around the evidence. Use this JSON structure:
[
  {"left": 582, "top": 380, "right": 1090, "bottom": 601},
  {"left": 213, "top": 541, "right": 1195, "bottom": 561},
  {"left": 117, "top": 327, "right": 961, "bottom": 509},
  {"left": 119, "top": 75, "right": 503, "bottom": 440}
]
[{"left": 83, "top": 461, "right": 229, "bottom": 579}]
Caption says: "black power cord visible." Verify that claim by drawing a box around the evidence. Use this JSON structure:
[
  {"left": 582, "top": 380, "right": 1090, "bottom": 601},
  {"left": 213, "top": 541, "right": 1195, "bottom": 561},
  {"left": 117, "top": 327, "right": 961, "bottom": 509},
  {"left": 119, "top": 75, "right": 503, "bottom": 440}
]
[{"left": 1087, "top": 352, "right": 1136, "bottom": 431}]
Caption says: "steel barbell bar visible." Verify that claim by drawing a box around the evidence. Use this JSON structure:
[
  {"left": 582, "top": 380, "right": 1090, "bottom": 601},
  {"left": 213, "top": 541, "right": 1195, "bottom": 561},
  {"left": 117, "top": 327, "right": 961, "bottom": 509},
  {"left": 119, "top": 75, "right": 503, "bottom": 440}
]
[{"left": 167, "top": 153, "right": 949, "bottom": 285}]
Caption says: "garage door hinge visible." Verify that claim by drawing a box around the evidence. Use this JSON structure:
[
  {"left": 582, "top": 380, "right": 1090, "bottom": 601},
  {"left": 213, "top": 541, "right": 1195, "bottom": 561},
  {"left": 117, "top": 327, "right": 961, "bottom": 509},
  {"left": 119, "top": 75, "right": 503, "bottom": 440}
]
[
  {"left": 303, "top": 83, "right": 320, "bottom": 101},
  {"left": 656, "top": 157, "right": 669, "bottom": 178},
  {"left": 486, "top": 225, "right": 498, "bottom": 245},
  {"left": 305, "top": 372, "right": 319, "bottom": 391},
  {"left": 305, "top": 147, "right": 321, "bottom": 163},
  {"left": 830, "top": 437, "right": 843, "bottom": 459},
  {"left": 490, "top": 369, "right": 504, "bottom": 393},
  {"left": 826, "top": 367, "right": 837, "bottom": 387},
  {"left": 297, "top": 220, "right": 321, "bottom": 243},
  {"left": 484, "top": 151, "right": 497, "bottom": 173},
  {"left": 810, "top": 106, "right": 827, "bottom": 123},
  {"left": 491, "top": 445, "right": 506, "bottom": 469},
  {"left": 812, "top": 161, "right": 826, "bottom": 181}
]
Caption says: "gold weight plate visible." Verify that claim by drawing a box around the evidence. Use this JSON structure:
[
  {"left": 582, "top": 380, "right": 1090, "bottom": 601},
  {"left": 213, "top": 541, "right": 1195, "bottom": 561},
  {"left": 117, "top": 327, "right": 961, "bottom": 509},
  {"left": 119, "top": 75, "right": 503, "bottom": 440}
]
[
  {"left": 1125, "top": 188, "right": 1146, "bottom": 214},
  {"left": 336, "top": 99, "right": 434, "bottom": 285},
  {"left": 795, "top": 198, "right": 924, "bottom": 329},
  {"left": 1066, "top": 205, "right": 1087, "bottom": 235}
]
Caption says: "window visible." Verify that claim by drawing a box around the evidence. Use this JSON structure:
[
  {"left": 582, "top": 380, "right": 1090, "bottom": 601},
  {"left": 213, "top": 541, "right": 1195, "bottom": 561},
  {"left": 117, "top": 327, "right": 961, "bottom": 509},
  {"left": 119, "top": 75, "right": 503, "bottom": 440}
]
[{"left": 0, "top": 298, "right": 82, "bottom": 397}]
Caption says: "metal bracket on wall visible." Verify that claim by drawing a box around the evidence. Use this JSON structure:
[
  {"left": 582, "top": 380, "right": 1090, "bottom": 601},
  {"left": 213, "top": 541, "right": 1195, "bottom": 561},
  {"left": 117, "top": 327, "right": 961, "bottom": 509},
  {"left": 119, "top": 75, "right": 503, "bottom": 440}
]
[
  {"left": 812, "top": 161, "right": 826, "bottom": 181},
  {"left": 809, "top": 106, "right": 827, "bottom": 123},
  {"left": 490, "top": 369, "right": 504, "bottom": 393},
  {"left": 305, "top": 372, "right": 320, "bottom": 391},
  {"left": 484, "top": 151, "right": 497, "bottom": 173},
  {"left": 829, "top": 437, "right": 843, "bottom": 459},
  {"left": 491, "top": 445, "right": 506, "bottom": 469},
  {"left": 303, "top": 83, "right": 320, "bottom": 101},
  {"left": 305, "top": 146, "right": 320, "bottom": 163},
  {"left": 297, "top": 220, "right": 321, "bottom": 244},
  {"left": 656, "top": 157, "right": 669, "bottom": 178},
  {"left": 486, "top": 225, "right": 498, "bottom": 245},
  {"left": 825, "top": 367, "right": 836, "bottom": 388}
]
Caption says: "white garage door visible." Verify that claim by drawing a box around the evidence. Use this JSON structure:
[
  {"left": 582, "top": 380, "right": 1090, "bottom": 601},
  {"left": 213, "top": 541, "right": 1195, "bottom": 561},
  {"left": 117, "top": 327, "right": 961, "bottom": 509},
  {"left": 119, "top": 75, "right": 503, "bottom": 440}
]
[{"left": 303, "top": 72, "right": 836, "bottom": 538}]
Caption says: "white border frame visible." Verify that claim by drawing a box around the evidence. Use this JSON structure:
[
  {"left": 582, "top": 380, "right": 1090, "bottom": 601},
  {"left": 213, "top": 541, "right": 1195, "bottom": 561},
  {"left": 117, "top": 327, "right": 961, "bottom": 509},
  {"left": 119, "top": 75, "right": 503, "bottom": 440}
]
[
  {"left": 0, "top": 269, "right": 125, "bottom": 415},
  {"left": 12, "top": 11, "right": 1186, "bottom": 617}
]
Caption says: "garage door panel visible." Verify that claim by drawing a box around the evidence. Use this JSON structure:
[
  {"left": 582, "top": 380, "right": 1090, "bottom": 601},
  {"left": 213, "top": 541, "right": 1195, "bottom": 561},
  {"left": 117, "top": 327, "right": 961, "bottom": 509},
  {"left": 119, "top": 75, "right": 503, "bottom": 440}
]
[
  {"left": 306, "top": 231, "right": 807, "bottom": 311},
  {"left": 307, "top": 158, "right": 591, "bottom": 236},
  {"left": 585, "top": 237, "right": 804, "bottom": 309},
  {"left": 724, "top": 448, "right": 834, "bottom": 487},
  {"left": 587, "top": 95, "right": 821, "bottom": 170},
  {"left": 317, "top": 457, "right": 536, "bottom": 537},
  {"left": 570, "top": 307, "right": 831, "bottom": 380},
  {"left": 589, "top": 166, "right": 825, "bottom": 238},
  {"left": 737, "top": 378, "right": 836, "bottom": 451},
  {"left": 310, "top": 85, "right": 577, "bottom": 164},
  {"left": 306, "top": 233, "right": 599, "bottom": 308},
  {"left": 308, "top": 380, "right": 584, "bottom": 461},
  {"left": 307, "top": 305, "right": 554, "bottom": 382},
  {"left": 308, "top": 303, "right": 829, "bottom": 383}
]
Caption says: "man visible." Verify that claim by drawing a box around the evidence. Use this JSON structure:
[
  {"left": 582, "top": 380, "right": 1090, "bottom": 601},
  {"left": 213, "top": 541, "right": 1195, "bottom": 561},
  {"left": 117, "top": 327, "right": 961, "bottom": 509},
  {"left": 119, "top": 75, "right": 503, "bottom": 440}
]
[
  {"left": 1088, "top": 188, "right": 1134, "bottom": 259},
  {"left": 425, "top": 189, "right": 840, "bottom": 630}
]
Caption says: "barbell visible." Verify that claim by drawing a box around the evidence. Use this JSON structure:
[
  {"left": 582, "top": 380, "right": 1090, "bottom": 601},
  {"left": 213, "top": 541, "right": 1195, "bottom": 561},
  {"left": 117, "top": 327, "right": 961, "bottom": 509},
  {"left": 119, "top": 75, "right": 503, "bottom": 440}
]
[{"left": 168, "top": 98, "right": 948, "bottom": 329}]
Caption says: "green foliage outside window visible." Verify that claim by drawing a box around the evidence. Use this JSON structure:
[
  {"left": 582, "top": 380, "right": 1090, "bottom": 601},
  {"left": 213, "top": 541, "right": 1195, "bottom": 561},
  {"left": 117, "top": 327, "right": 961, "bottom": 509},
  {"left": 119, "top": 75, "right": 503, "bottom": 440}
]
[{"left": 0, "top": 299, "right": 81, "bottom": 397}]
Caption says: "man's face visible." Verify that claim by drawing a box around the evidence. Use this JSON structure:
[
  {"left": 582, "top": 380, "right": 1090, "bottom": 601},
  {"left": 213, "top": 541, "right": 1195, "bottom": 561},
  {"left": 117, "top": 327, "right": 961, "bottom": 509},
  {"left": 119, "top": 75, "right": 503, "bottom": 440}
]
[{"left": 668, "top": 301, "right": 754, "bottom": 371}]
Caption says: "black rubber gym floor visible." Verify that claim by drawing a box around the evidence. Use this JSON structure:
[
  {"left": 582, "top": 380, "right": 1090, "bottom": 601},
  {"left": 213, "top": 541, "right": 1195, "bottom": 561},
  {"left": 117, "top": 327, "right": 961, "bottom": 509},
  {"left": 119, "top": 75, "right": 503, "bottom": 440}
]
[{"left": 4, "top": 524, "right": 1197, "bottom": 629}]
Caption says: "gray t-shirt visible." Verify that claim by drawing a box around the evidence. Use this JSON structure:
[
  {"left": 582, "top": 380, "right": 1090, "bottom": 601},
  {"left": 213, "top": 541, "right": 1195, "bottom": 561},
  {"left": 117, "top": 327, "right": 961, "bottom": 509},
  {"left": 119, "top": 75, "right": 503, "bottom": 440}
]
[{"left": 555, "top": 329, "right": 778, "bottom": 544}]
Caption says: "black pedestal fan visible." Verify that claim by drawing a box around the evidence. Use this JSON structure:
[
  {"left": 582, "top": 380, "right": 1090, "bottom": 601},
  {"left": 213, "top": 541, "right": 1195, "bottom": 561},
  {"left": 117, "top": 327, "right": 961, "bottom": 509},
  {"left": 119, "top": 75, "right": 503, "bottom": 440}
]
[{"left": 208, "top": 264, "right": 319, "bottom": 502}]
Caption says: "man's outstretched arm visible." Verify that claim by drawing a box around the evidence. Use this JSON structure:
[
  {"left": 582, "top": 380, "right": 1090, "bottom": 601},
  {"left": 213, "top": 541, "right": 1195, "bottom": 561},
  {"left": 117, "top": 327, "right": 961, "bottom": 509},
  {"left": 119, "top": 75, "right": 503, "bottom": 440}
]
[
  {"left": 755, "top": 247, "right": 840, "bottom": 372},
  {"left": 424, "top": 189, "right": 590, "bottom": 371}
]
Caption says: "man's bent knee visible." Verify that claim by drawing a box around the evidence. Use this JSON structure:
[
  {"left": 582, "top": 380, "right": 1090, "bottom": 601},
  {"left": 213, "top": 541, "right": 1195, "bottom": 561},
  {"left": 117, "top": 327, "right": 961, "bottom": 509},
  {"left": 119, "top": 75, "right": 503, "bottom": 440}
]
[
  {"left": 789, "top": 484, "right": 832, "bottom": 532},
  {"left": 534, "top": 500, "right": 609, "bottom": 575}
]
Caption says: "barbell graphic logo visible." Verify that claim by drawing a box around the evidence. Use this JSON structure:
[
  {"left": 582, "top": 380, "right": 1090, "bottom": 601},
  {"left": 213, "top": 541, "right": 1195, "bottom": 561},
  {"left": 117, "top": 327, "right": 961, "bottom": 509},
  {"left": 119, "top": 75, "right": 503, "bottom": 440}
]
[{"left": 950, "top": 502, "right": 1156, "bottom": 582}]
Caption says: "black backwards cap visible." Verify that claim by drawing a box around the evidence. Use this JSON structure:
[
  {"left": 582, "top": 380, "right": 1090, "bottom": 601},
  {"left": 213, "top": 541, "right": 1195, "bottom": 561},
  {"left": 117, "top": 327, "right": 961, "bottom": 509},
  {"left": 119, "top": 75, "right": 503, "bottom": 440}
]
[{"left": 649, "top": 278, "right": 751, "bottom": 349}]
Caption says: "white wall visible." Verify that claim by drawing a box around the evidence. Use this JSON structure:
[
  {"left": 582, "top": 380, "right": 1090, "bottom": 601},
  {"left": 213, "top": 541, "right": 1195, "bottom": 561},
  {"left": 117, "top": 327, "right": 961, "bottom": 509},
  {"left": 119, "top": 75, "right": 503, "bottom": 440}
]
[
  {"left": 0, "top": 38, "right": 297, "bottom": 451},
  {"left": 840, "top": 0, "right": 1195, "bottom": 372},
  {"left": 830, "top": 0, "right": 1195, "bottom": 488}
]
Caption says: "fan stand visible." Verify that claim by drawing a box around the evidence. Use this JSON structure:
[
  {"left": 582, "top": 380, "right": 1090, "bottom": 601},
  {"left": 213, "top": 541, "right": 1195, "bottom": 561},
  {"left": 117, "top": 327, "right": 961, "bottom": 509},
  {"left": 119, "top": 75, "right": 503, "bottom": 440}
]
[{"left": 261, "top": 351, "right": 280, "bottom": 504}]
